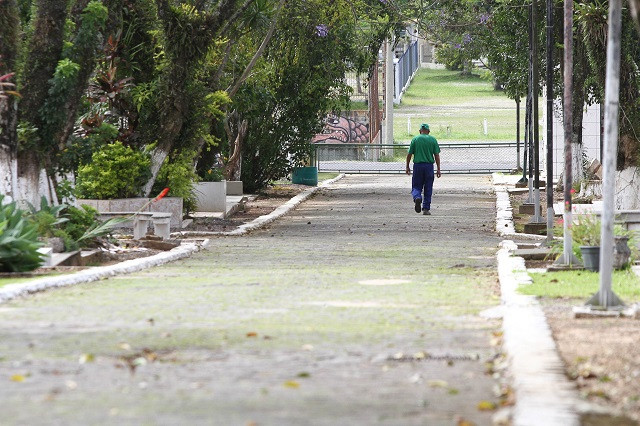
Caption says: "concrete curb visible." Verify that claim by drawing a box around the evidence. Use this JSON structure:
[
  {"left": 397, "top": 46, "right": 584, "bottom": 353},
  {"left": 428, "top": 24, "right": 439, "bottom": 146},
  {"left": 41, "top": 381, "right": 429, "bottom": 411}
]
[
  {"left": 493, "top": 173, "right": 581, "bottom": 425},
  {"left": 0, "top": 240, "right": 209, "bottom": 305},
  {"left": 176, "top": 173, "right": 346, "bottom": 237},
  {"left": 497, "top": 241, "right": 580, "bottom": 425},
  {"left": 492, "top": 173, "right": 546, "bottom": 241}
]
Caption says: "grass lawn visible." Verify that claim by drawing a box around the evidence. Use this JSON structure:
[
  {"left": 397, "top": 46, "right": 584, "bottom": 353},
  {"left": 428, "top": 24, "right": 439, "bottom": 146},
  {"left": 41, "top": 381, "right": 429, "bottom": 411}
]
[
  {"left": 392, "top": 68, "right": 534, "bottom": 143},
  {"left": 317, "top": 172, "right": 339, "bottom": 182},
  {"left": 521, "top": 269, "right": 640, "bottom": 300},
  {"left": 0, "top": 277, "right": 40, "bottom": 289}
]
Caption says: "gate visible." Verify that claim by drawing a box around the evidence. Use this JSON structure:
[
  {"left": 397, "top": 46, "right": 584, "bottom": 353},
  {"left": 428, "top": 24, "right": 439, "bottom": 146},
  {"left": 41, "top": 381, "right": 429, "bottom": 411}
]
[{"left": 314, "top": 142, "right": 518, "bottom": 174}]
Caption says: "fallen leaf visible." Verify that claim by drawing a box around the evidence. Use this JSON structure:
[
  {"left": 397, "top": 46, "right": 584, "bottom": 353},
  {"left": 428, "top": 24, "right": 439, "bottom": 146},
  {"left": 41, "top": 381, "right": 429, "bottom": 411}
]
[
  {"left": 448, "top": 388, "right": 459, "bottom": 395},
  {"left": 476, "top": 400, "right": 497, "bottom": 411},
  {"left": 413, "top": 351, "right": 427, "bottom": 360},
  {"left": 10, "top": 374, "right": 25, "bottom": 382},
  {"left": 297, "top": 372, "right": 311, "bottom": 378},
  {"left": 457, "top": 419, "right": 476, "bottom": 426},
  {"left": 246, "top": 332, "right": 258, "bottom": 338},
  {"left": 79, "top": 353, "right": 95, "bottom": 364},
  {"left": 283, "top": 380, "right": 300, "bottom": 388},
  {"left": 428, "top": 380, "right": 448, "bottom": 388},
  {"left": 118, "top": 342, "right": 131, "bottom": 351}
]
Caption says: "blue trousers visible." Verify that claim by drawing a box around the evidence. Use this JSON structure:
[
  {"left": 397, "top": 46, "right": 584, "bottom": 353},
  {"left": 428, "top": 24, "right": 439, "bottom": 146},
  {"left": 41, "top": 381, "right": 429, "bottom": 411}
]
[{"left": 411, "top": 162, "right": 435, "bottom": 210}]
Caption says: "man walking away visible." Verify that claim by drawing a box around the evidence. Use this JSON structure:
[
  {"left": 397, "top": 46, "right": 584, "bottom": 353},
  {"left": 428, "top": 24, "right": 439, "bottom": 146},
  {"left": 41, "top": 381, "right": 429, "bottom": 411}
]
[{"left": 405, "top": 123, "right": 441, "bottom": 215}]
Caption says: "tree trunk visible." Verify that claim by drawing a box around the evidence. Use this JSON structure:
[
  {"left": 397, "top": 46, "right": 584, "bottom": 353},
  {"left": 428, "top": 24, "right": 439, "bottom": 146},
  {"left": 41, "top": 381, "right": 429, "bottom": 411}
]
[
  {"left": 0, "top": 0, "right": 21, "bottom": 200},
  {"left": 615, "top": 167, "right": 640, "bottom": 209},
  {"left": 16, "top": 150, "right": 42, "bottom": 207},
  {"left": 224, "top": 118, "right": 248, "bottom": 181},
  {"left": 19, "top": 0, "right": 68, "bottom": 125}
]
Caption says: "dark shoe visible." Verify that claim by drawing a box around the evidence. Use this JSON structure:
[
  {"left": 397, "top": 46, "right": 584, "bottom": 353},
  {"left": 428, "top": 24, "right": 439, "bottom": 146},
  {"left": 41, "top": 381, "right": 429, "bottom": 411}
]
[
  {"left": 414, "top": 198, "right": 422, "bottom": 213},
  {"left": 423, "top": 210, "right": 431, "bottom": 215}
]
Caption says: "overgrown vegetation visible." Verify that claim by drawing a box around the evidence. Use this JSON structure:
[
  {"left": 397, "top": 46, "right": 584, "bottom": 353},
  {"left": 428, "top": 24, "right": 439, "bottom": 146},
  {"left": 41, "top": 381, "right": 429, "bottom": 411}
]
[{"left": 0, "top": 195, "right": 43, "bottom": 272}]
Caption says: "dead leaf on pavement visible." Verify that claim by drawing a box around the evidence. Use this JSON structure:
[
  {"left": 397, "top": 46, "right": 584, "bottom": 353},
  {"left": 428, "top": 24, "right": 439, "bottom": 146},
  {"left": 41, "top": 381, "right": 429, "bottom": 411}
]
[
  {"left": 10, "top": 374, "right": 26, "bottom": 382},
  {"left": 428, "top": 379, "right": 448, "bottom": 388},
  {"left": 476, "top": 400, "right": 497, "bottom": 411},
  {"left": 246, "top": 332, "right": 258, "bottom": 338},
  {"left": 79, "top": 353, "right": 95, "bottom": 364},
  {"left": 283, "top": 380, "right": 300, "bottom": 388},
  {"left": 457, "top": 419, "right": 476, "bottom": 426}
]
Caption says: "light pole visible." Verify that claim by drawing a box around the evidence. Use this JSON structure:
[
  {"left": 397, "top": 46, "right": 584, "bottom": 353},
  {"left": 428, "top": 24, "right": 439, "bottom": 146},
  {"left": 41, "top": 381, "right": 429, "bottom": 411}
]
[
  {"left": 586, "top": 0, "right": 624, "bottom": 309},
  {"left": 545, "top": 0, "right": 554, "bottom": 242},
  {"left": 555, "top": 0, "right": 581, "bottom": 267}
]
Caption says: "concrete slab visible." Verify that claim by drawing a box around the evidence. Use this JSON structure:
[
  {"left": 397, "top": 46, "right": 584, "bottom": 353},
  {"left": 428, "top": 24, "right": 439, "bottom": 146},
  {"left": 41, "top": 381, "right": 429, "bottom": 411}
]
[{"left": 513, "top": 248, "right": 552, "bottom": 260}]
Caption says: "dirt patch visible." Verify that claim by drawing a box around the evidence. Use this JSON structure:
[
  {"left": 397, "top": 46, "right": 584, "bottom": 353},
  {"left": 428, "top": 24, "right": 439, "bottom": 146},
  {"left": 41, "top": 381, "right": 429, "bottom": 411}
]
[
  {"left": 186, "top": 183, "right": 310, "bottom": 232},
  {"left": 543, "top": 299, "right": 640, "bottom": 422}
]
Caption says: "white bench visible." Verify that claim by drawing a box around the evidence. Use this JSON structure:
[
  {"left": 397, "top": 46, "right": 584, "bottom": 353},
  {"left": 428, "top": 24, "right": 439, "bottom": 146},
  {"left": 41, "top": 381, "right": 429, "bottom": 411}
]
[{"left": 97, "top": 212, "right": 172, "bottom": 240}]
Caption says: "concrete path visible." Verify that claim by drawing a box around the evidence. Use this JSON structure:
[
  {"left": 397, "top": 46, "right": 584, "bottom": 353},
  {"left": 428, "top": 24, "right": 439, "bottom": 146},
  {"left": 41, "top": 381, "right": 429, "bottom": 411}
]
[{"left": 0, "top": 175, "right": 501, "bottom": 425}]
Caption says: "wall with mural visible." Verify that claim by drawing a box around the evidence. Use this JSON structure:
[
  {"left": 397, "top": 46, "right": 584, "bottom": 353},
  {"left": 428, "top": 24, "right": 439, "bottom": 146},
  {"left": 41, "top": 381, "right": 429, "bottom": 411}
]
[{"left": 312, "top": 111, "right": 370, "bottom": 144}]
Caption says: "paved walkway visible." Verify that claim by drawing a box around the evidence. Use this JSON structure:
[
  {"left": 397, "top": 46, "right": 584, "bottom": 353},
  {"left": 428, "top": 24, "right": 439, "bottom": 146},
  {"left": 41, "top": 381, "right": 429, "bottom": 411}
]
[{"left": 0, "top": 175, "right": 502, "bottom": 425}]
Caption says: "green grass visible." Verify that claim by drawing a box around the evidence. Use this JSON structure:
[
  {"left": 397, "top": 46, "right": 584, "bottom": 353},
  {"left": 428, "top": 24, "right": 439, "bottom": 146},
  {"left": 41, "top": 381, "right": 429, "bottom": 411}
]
[
  {"left": 317, "top": 172, "right": 339, "bottom": 182},
  {"left": 401, "top": 69, "right": 505, "bottom": 106},
  {"left": 393, "top": 68, "right": 535, "bottom": 142},
  {"left": 521, "top": 269, "right": 640, "bottom": 300},
  {"left": 0, "top": 277, "right": 41, "bottom": 288}
]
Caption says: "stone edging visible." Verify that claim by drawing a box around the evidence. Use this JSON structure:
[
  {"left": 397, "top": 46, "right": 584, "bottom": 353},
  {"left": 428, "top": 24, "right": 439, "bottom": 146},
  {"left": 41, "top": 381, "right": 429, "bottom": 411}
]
[
  {"left": 0, "top": 240, "right": 208, "bottom": 305},
  {"left": 494, "top": 174, "right": 581, "bottom": 425},
  {"left": 0, "top": 174, "right": 346, "bottom": 305},
  {"left": 175, "top": 173, "right": 346, "bottom": 237},
  {"left": 492, "top": 174, "right": 546, "bottom": 240}
]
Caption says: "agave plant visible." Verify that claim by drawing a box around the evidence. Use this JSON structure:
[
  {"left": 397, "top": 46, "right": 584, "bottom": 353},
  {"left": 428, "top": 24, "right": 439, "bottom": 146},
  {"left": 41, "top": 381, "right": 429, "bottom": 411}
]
[{"left": 0, "top": 195, "right": 44, "bottom": 272}]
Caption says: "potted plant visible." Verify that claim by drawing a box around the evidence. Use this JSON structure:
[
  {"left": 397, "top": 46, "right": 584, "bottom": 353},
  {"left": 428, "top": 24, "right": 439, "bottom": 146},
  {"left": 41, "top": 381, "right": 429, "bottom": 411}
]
[
  {"left": 569, "top": 214, "right": 636, "bottom": 271},
  {"left": 571, "top": 215, "right": 601, "bottom": 271}
]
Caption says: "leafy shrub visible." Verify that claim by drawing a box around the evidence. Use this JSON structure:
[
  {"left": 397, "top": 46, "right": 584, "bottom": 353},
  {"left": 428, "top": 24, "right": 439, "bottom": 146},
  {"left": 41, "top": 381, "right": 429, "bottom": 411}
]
[
  {"left": 64, "top": 205, "right": 99, "bottom": 241},
  {"left": 75, "top": 141, "right": 151, "bottom": 199},
  {"left": 0, "top": 195, "right": 44, "bottom": 272},
  {"left": 152, "top": 150, "right": 199, "bottom": 213},
  {"left": 434, "top": 44, "right": 465, "bottom": 71},
  {"left": 28, "top": 196, "right": 68, "bottom": 237}
]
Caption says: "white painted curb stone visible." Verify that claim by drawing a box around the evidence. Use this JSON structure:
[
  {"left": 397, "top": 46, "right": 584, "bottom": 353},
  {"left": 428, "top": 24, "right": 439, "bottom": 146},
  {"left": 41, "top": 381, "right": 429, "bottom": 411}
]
[
  {"left": 0, "top": 240, "right": 209, "bottom": 305},
  {"left": 492, "top": 173, "right": 546, "bottom": 240}
]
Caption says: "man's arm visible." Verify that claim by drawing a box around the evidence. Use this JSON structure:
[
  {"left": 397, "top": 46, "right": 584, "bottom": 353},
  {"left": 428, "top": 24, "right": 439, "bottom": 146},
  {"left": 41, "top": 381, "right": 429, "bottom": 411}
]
[
  {"left": 406, "top": 153, "right": 412, "bottom": 175},
  {"left": 434, "top": 153, "right": 441, "bottom": 178}
]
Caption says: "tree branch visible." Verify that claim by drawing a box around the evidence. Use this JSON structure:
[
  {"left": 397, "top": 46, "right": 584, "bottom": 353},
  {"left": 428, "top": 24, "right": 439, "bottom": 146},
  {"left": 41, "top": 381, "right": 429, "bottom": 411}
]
[{"left": 227, "top": 0, "right": 286, "bottom": 98}]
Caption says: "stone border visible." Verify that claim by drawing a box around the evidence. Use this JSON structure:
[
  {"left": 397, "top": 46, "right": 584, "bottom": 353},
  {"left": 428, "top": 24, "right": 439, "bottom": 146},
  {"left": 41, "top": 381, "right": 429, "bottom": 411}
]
[
  {"left": 0, "top": 174, "right": 346, "bottom": 305},
  {"left": 492, "top": 173, "right": 546, "bottom": 240},
  {"left": 0, "top": 241, "right": 208, "bottom": 305},
  {"left": 494, "top": 173, "right": 581, "bottom": 425},
  {"left": 497, "top": 240, "right": 580, "bottom": 425},
  {"left": 175, "top": 173, "right": 346, "bottom": 237}
]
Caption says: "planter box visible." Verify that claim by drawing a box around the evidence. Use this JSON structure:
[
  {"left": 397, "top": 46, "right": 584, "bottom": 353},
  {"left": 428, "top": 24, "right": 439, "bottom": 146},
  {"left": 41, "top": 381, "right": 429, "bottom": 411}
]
[
  {"left": 226, "top": 181, "right": 243, "bottom": 196},
  {"left": 194, "top": 181, "right": 227, "bottom": 212},
  {"left": 77, "top": 197, "right": 183, "bottom": 228}
]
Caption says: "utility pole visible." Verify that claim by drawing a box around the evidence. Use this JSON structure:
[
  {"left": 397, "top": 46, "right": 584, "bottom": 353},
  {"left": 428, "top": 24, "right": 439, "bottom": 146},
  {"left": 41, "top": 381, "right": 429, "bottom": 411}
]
[
  {"left": 555, "top": 0, "right": 581, "bottom": 267},
  {"left": 384, "top": 38, "right": 394, "bottom": 149},
  {"left": 545, "top": 0, "right": 554, "bottom": 242},
  {"left": 587, "top": 0, "right": 624, "bottom": 309},
  {"left": 531, "top": 0, "right": 544, "bottom": 224}
]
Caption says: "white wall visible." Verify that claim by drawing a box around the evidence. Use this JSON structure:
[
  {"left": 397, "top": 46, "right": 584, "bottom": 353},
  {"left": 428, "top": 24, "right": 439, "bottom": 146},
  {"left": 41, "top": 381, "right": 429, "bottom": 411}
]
[{"left": 542, "top": 97, "right": 602, "bottom": 179}]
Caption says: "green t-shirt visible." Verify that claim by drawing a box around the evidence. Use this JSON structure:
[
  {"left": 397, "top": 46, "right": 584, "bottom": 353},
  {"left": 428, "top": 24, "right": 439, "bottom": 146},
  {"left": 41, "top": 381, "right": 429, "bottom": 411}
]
[{"left": 409, "top": 134, "right": 440, "bottom": 163}]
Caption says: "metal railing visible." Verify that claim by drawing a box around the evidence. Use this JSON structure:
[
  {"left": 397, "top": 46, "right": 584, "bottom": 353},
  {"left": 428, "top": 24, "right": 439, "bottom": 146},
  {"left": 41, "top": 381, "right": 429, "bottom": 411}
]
[
  {"left": 394, "top": 41, "right": 419, "bottom": 104},
  {"left": 314, "top": 142, "right": 519, "bottom": 174}
]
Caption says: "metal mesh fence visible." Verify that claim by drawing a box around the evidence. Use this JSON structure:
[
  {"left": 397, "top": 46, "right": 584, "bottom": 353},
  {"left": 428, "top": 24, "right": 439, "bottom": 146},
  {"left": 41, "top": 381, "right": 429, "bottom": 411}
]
[{"left": 314, "top": 142, "right": 519, "bottom": 174}]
